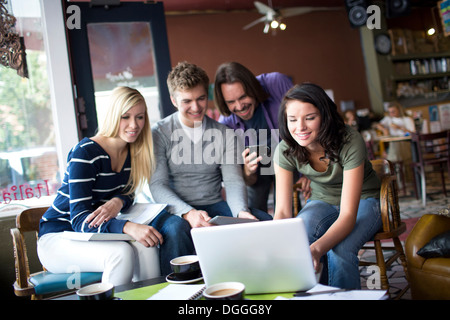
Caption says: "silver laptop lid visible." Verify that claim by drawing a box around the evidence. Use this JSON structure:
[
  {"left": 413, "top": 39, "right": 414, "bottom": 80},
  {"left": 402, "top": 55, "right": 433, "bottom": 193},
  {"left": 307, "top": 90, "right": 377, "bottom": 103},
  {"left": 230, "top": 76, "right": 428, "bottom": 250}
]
[{"left": 191, "top": 218, "right": 316, "bottom": 294}]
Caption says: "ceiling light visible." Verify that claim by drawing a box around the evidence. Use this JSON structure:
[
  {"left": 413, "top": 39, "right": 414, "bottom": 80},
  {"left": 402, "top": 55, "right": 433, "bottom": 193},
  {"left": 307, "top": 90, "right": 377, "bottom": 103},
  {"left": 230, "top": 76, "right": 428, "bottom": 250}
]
[
  {"left": 279, "top": 23, "right": 286, "bottom": 30},
  {"left": 427, "top": 28, "right": 436, "bottom": 36},
  {"left": 270, "top": 20, "right": 279, "bottom": 29},
  {"left": 263, "top": 23, "right": 270, "bottom": 33}
]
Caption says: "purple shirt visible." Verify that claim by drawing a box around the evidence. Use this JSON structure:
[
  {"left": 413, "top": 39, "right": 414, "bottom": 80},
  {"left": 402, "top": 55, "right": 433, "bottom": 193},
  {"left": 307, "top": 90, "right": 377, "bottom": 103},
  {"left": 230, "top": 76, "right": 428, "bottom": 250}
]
[{"left": 218, "top": 72, "right": 293, "bottom": 133}]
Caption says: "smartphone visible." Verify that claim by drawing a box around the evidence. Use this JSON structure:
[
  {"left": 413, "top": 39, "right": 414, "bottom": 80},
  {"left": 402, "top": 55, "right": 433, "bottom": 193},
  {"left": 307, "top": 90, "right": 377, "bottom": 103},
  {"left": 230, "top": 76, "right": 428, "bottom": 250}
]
[{"left": 247, "top": 145, "right": 271, "bottom": 164}]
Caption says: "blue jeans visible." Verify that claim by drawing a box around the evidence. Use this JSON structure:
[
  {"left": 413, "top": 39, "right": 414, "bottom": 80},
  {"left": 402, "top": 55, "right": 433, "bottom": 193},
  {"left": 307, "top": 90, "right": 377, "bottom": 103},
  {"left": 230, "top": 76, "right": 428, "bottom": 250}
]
[
  {"left": 195, "top": 200, "right": 273, "bottom": 221},
  {"left": 247, "top": 174, "right": 274, "bottom": 212},
  {"left": 151, "top": 202, "right": 272, "bottom": 276},
  {"left": 150, "top": 210, "right": 194, "bottom": 276},
  {"left": 297, "top": 198, "right": 381, "bottom": 289}
]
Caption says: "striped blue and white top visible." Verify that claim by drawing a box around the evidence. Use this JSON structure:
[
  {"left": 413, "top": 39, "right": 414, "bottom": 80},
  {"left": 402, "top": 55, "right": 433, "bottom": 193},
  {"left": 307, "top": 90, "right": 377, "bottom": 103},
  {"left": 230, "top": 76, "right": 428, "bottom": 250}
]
[{"left": 38, "top": 137, "right": 133, "bottom": 237}]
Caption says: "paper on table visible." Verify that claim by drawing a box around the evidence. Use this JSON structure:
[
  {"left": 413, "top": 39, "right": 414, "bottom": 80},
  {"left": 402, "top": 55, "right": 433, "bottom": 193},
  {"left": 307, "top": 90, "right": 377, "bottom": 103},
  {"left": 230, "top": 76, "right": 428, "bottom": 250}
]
[
  {"left": 147, "top": 284, "right": 205, "bottom": 300},
  {"left": 292, "top": 290, "right": 387, "bottom": 300},
  {"left": 276, "top": 284, "right": 387, "bottom": 300}
]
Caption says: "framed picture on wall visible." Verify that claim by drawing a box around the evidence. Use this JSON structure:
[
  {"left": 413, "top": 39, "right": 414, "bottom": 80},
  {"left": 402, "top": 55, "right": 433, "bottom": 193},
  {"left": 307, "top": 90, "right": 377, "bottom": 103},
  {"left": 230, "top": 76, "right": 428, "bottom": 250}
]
[
  {"left": 438, "top": 103, "right": 450, "bottom": 130},
  {"left": 438, "top": 1, "right": 450, "bottom": 37}
]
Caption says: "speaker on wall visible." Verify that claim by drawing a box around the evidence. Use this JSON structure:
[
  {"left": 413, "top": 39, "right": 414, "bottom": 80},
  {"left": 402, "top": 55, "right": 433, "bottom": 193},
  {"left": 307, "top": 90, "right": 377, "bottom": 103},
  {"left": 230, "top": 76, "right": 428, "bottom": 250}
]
[
  {"left": 345, "top": 0, "right": 370, "bottom": 28},
  {"left": 385, "top": 0, "right": 410, "bottom": 18}
]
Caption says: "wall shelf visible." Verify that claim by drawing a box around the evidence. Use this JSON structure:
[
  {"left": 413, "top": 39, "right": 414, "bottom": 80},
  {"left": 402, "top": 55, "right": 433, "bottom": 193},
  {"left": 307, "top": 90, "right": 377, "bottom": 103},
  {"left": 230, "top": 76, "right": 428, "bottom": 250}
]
[{"left": 392, "top": 72, "right": 450, "bottom": 81}]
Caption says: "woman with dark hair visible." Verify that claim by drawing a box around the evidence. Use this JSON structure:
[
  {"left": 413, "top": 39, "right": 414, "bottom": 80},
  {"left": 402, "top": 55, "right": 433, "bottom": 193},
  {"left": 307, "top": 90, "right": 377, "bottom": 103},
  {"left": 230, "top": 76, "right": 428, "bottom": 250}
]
[{"left": 274, "top": 83, "right": 381, "bottom": 289}]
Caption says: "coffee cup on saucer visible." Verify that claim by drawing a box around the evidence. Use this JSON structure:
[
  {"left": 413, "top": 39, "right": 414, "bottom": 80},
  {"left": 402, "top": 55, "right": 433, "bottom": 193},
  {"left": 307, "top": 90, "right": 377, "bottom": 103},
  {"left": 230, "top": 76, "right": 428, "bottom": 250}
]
[
  {"left": 76, "top": 282, "right": 115, "bottom": 300},
  {"left": 203, "top": 282, "right": 245, "bottom": 300},
  {"left": 169, "top": 255, "right": 201, "bottom": 281}
]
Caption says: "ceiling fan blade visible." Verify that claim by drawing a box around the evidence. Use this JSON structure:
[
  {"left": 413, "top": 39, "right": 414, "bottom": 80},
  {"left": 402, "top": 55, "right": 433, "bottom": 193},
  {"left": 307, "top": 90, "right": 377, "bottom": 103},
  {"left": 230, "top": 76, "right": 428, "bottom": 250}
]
[
  {"left": 243, "top": 15, "right": 268, "bottom": 30},
  {"left": 279, "top": 6, "right": 342, "bottom": 18},
  {"left": 254, "top": 1, "right": 276, "bottom": 15}
]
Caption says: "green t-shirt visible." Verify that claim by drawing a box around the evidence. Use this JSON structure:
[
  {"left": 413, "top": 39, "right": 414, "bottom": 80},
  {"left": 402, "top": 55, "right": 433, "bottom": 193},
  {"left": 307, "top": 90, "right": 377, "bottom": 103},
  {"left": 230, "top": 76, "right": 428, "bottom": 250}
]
[{"left": 274, "top": 127, "right": 380, "bottom": 205}]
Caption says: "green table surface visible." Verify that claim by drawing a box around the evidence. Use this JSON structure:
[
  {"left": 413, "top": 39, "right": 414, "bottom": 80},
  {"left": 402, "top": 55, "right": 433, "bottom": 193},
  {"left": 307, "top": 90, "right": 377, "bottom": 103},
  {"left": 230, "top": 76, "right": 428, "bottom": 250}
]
[{"left": 115, "top": 280, "right": 295, "bottom": 300}]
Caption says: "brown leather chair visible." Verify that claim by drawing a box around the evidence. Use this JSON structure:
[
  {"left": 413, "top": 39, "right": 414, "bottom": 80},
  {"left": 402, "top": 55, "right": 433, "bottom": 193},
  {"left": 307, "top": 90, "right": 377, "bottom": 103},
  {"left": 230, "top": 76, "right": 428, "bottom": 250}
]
[{"left": 405, "top": 213, "right": 450, "bottom": 299}]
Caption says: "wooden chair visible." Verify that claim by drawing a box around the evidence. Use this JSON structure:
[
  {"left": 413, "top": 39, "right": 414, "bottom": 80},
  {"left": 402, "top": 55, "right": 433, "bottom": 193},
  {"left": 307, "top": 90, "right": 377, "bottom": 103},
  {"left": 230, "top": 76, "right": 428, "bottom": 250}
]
[
  {"left": 10, "top": 207, "right": 102, "bottom": 299},
  {"left": 292, "top": 159, "right": 409, "bottom": 298},
  {"left": 410, "top": 130, "right": 450, "bottom": 206},
  {"left": 359, "top": 159, "right": 409, "bottom": 298}
]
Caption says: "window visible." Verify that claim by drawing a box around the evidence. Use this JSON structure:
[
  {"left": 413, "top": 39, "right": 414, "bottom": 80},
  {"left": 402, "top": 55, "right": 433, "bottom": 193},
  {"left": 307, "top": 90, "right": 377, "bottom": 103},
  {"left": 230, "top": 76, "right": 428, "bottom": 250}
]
[{"left": 0, "top": 0, "right": 60, "bottom": 215}]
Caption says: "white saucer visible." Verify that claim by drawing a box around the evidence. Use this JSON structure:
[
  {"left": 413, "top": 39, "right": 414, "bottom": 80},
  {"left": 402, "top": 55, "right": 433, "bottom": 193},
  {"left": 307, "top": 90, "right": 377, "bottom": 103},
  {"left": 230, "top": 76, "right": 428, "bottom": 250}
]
[{"left": 166, "top": 272, "right": 203, "bottom": 284}]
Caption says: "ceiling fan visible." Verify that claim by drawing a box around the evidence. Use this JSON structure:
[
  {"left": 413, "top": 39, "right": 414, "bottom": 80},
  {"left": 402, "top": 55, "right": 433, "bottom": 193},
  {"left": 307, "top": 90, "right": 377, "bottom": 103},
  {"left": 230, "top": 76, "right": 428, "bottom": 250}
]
[{"left": 243, "top": 1, "right": 341, "bottom": 33}]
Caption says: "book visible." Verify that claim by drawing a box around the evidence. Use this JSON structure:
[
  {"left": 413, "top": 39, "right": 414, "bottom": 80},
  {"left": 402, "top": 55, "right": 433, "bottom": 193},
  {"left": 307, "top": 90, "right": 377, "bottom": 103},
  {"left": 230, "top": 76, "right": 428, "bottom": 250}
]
[
  {"left": 62, "top": 202, "right": 167, "bottom": 241},
  {"left": 116, "top": 203, "right": 167, "bottom": 225},
  {"left": 62, "top": 231, "right": 134, "bottom": 241}
]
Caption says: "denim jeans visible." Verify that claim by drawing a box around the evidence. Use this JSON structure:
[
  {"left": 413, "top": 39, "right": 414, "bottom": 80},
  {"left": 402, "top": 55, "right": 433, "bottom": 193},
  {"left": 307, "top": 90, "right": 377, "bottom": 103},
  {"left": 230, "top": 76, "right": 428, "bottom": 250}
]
[
  {"left": 195, "top": 200, "right": 273, "bottom": 221},
  {"left": 296, "top": 198, "right": 381, "bottom": 289},
  {"left": 151, "top": 202, "right": 273, "bottom": 276},
  {"left": 247, "top": 173, "right": 274, "bottom": 212},
  {"left": 150, "top": 210, "right": 194, "bottom": 276}
]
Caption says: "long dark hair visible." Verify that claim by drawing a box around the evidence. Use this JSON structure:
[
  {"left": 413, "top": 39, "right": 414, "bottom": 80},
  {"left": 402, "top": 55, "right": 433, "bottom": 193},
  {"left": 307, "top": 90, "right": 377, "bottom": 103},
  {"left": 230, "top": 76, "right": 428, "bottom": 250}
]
[
  {"left": 214, "top": 62, "right": 269, "bottom": 116},
  {"left": 278, "top": 83, "right": 347, "bottom": 165}
]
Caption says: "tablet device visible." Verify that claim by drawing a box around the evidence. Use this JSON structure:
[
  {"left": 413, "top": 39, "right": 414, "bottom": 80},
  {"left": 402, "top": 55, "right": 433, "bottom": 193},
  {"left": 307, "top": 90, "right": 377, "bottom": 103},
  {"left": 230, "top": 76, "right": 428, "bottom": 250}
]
[{"left": 209, "top": 216, "right": 258, "bottom": 225}]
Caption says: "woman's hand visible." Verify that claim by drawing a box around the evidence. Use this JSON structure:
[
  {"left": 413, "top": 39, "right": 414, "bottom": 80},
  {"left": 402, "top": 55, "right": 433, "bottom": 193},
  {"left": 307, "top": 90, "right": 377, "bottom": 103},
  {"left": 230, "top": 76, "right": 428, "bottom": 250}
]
[
  {"left": 294, "top": 176, "right": 311, "bottom": 200},
  {"left": 310, "top": 243, "right": 323, "bottom": 273},
  {"left": 86, "top": 197, "right": 123, "bottom": 228},
  {"left": 123, "top": 222, "right": 163, "bottom": 247}
]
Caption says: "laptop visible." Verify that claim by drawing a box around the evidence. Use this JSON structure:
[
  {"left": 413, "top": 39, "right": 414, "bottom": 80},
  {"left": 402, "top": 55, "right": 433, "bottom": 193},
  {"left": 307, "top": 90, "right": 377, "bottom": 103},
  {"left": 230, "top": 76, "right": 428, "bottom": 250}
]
[{"left": 191, "top": 218, "right": 317, "bottom": 294}]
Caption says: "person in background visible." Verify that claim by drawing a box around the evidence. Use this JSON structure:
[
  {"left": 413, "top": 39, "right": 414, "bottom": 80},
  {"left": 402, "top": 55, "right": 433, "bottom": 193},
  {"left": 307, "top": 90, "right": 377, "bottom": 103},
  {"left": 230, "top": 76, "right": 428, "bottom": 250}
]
[
  {"left": 274, "top": 83, "right": 381, "bottom": 289},
  {"left": 213, "top": 62, "right": 297, "bottom": 211},
  {"left": 343, "top": 109, "right": 359, "bottom": 131},
  {"left": 149, "top": 61, "right": 271, "bottom": 230},
  {"left": 375, "top": 102, "right": 415, "bottom": 162},
  {"left": 38, "top": 87, "right": 193, "bottom": 284}
]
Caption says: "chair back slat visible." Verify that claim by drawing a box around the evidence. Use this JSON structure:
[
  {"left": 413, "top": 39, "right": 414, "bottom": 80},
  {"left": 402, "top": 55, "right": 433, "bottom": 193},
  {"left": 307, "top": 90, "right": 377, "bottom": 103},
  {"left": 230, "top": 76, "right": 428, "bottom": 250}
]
[
  {"left": 370, "top": 159, "right": 401, "bottom": 233},
  {"left": 16, "top": 207, "right": 47, "bottom": 235},
  {"left": 13, "top": 207, "right": 49, "bottom": 282}
]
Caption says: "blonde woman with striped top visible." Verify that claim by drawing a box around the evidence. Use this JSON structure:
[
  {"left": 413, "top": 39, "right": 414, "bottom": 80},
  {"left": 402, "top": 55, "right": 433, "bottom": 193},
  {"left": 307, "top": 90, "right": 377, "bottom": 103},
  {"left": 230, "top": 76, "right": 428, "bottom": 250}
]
[{"left": 38, "top": 87, "right": 193, "bottom": 285}]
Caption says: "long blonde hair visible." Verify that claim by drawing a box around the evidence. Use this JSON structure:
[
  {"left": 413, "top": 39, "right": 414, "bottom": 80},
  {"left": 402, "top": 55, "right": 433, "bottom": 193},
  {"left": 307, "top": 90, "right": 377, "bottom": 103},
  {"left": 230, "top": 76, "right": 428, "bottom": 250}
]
[{"left": 97, "top": 86, "right": 155, "bottom": 195}]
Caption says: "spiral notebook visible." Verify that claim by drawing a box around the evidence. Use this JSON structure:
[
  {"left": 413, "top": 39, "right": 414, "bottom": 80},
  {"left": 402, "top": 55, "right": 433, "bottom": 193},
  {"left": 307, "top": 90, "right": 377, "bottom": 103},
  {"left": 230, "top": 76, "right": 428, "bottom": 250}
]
[{"left": 147, "top": 284, "right": 205, "bottom": 300}]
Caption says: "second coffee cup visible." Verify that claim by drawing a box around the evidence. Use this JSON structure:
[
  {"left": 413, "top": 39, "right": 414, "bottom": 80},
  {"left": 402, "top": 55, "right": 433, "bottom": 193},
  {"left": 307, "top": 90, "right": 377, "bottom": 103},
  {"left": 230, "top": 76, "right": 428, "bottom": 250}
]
[{"left": 170, "top": 255, "right": 201, "bottom": 280}]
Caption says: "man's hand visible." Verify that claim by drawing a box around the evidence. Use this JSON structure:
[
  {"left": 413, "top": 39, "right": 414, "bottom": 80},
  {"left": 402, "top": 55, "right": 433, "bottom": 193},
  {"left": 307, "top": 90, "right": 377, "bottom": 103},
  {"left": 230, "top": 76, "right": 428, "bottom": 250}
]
[
  {"left": 183, "top": 209, "right": 212, "bottom": 228},
  {"left": 242, "top": 148, "right": 261, "bottom": 185},
  {"left": 237, "top": 211, "right": 258, "bottom": 220}
]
